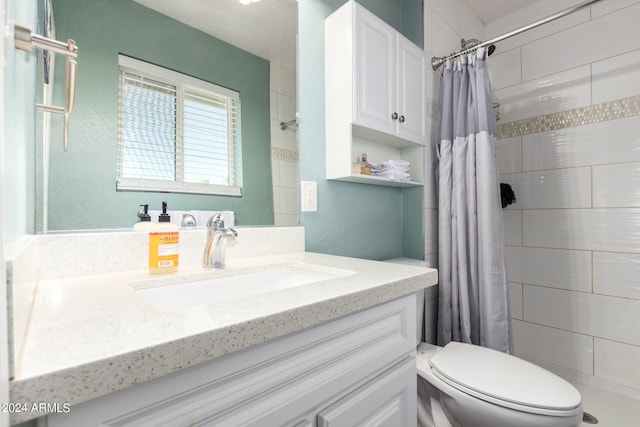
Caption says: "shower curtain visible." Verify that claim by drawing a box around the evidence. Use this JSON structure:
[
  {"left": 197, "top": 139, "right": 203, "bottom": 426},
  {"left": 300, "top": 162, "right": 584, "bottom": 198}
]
[{"left": 436, "top": 48, "right": 512, "bottom": 353}]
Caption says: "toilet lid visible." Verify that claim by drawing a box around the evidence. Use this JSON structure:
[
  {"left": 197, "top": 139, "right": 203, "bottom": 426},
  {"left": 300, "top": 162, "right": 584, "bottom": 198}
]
[{"left": 429, "top": 342, "right": 581, "bottom": 414}]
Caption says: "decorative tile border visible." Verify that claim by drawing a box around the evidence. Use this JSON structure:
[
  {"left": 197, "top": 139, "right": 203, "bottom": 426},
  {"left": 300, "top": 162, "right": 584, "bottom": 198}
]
[
  {"left": 271, "top": 147, "right": 299, "bottom": 162},
  {"left": 497, "top": 95, "right": 640, "bottom": 139}
]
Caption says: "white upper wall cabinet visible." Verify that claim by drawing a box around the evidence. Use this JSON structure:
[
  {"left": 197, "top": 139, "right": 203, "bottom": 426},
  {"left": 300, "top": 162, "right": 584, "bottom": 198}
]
[
  {"left": 354, "top": 9, "right": 427, "bottom": 145},
  {"left": 325, "top": 1, "right": 427, "bottom": 187}
]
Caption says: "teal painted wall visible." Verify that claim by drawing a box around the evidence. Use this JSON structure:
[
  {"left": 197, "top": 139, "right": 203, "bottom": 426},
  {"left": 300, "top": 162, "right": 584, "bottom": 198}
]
[
  {"left": 48, "top": 0, "right": 273, "bottom": 230},
  {"left": 3, "top": 0, "right": 37, "bottom": 244},
  {"left": 299, "top": 0, "right": 424, "bottom": 261}
]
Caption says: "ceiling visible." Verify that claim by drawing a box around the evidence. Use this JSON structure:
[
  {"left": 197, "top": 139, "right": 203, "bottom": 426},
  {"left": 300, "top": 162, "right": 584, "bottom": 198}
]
[
  {"left": 134, "top": 0, "right": 297, "bottom": 69},
  {"left": 133, "top": 0, "right": 540, "bottom": 70}
]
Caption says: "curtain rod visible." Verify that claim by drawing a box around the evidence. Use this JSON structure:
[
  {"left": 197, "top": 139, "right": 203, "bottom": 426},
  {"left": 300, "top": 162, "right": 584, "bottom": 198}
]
[{"left": 431, "top": 0, "right": 603, "bottom": 70}]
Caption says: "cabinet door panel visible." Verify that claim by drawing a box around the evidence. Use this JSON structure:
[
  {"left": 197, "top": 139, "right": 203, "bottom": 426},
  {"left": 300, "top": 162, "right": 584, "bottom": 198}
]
[
  {"left": 317, "top": 357, "right": 417, "bottom": 427},
  {"left": 354, "top": 4, "right": 395, "bottom": 134},
  {"left": 396, "top": 35, "right": 427, "bottom": 145}
]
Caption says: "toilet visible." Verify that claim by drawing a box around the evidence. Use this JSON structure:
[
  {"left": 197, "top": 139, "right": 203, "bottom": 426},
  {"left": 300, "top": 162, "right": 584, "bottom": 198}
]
[{"left": 416, "top": 341, "right": 583, "bottom": 427}]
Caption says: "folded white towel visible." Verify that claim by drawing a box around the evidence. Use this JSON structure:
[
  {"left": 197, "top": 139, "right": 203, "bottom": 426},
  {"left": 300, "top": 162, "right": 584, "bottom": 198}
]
[{"left": 368, "top": 159, "right": 410, "bottom": 181}]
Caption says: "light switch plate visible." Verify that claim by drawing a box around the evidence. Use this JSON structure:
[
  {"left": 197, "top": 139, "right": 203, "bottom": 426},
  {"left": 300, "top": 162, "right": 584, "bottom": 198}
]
[{"left": 301, "top": 181, "right": 317, "bottom": 212}]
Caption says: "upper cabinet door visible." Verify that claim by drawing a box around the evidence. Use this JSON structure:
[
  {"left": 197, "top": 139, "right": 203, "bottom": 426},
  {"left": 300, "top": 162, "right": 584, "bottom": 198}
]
[
  {"left": 353, "top": 4, "right": 395, "bottom": 135},
  {"left": 396, "top": 35, "right": 427, "bottom": 144}
]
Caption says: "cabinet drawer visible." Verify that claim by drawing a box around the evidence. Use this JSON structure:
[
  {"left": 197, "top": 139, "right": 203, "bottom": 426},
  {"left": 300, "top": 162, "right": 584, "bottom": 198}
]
[{"left": 317, "top": 357, "right": 417, "bottom": 427}]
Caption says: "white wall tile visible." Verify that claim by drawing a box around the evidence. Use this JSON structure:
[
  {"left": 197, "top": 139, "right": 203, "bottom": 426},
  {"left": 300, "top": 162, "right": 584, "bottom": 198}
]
[
  {"left": 522, "top": 116, "right": 640, "bottom": 171},
  {"left": 522, "top": 4, "right": 640, "bottom": 80},
  {"left": 424, "top": 209, "right": 438, "bottom": 255},
  {"left": 424, "top": 293, "right": 438, "bottom": 344},
  {"left": 423, "top": 3, "right": 433, "bottom": 55},
  {"left": 591, "top": 0, "right": 640, "bottom": 18},
  {"left": 593, "top": 162, "right": 640, "bottom": 208},
  {"left": 424, "top": 252, "right": 438, "bottom": 269},
  {"left": 273, "top": 187, "right": 298, "bottom": 215},
  {"left": 594, "top": 252, "right": 640, "bottom": 300},
  {"left": 493, "top": 65, "right": 591, "bottom": 123},
  {"left": 503, "top": 210, "right": 522, "bottom": 246},
  {"left": 485, "top": 0, "right": 589, "bottom": 53},
  {"left": 271, "top": 63, "right": 296, "bottom": 99},
  {"left": 512, "top": 319, "right": 594, "bottom": 375},
  {"left": 274, "top": 214, "right": 298, "bottom": 226},
  {"left": 431, "top": 0, "right": 459, "bottom": 35},
  {"left": 431, "top": 12, "right": 460, "bottom": 56},
  {"left": 270, "top": 90, "right": 278, "bottom": 118},
  {"left": 489, "top": 48, "right": 521, "bottom": 91},
  {"left": 594, "top": 338, "right": 640, "bottom": 390},
  {"left": 593, "top": 49, "right": 640, "bottom": 104},
  {"left": 501, "top": 167, "right": 591, "bottom": 209},
  {"left": 523, "top": 285, "right": 640, "bottom": 346},
  {"left": 279, "top": 160, "right": 299, "bottom": 189},
  {"left": 277, "top": 93, "right": 296, "bottom": 123},
  {"left": 424, "top": 142, "right": 438, "bottom": 209},
  {"left": 497, "top": 136, "right": 521, "bottom": 174},
  {"left": 270, "top": 119, "right": 283, "bottom": 148},
  {"left": 271, "top": 157, "right": 281, "bottom": 186},
  {"left": 509, "top": 282, "right": 523, "bottom": 320},
  {"left": 524, "top": 209, "right": 640, "bottom": 252},
  {"left": 506, "top": 247, "right": 592, "bottom": 292},
  {"left": 281, "top": 125, "right": 297, "bottom": 152}
]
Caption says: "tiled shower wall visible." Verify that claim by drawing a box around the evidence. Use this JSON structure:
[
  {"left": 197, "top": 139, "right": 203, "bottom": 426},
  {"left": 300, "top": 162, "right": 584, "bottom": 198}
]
[
  {"left": 488, "top": 0, "right": 640, "bottom": 391},
  {"left": 270, "top": 62, "right": 299, "bottom": 226}
]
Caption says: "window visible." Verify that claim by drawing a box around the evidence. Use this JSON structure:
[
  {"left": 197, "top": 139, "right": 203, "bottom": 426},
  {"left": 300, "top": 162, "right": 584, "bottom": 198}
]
[{"left": 117, "top": 55, "right": 242, "bottom": 196}]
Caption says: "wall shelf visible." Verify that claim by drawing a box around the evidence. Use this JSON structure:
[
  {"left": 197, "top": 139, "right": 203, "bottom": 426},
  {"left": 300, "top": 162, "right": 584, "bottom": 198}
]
[{"left": 329, "top": 174, "right": 423, "bottom": 188}]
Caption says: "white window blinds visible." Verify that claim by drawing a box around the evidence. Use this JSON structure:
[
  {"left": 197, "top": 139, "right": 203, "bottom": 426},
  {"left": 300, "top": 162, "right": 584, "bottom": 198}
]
[{"left": 117, "top": 55, "right": 242, "bottom": 196}]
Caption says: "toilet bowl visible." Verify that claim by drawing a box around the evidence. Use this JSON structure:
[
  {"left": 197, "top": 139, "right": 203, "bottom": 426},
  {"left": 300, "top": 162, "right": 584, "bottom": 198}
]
[{"left": 417, "top": 342, "right": 583, "bottom": 427}]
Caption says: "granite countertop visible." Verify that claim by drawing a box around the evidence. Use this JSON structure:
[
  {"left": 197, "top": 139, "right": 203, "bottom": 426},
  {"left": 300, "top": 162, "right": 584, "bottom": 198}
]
[{"left": 10, "top": 252, "right": 437, "bottom": 423}]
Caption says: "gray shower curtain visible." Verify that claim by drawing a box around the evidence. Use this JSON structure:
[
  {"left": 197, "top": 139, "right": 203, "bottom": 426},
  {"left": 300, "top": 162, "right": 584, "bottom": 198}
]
[{"left": 437, "top": 48, "right": 512, "bottom": 353}]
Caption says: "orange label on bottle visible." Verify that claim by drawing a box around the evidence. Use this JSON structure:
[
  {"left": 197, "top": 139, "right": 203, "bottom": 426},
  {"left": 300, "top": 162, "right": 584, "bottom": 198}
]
[{"left": 149, "top": 232, "right": 179, "bottom": 269}]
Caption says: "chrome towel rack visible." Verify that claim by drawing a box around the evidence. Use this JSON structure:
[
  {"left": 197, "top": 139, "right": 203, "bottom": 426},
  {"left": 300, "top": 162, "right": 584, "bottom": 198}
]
[
  {"left": 280, "top": 119, "right": 297, "bottom": 131},
  {"left": 14, "top": 23, "right": 78, "bottom": 152}
]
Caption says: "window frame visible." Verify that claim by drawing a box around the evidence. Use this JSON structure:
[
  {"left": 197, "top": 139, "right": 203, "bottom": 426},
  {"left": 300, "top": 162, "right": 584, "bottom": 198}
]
[{"left": 116, "top": 55, "right": 242, "bottom": 197}]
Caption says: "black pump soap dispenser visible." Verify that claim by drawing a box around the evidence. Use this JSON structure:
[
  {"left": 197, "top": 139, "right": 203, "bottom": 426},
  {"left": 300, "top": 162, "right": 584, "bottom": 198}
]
[
  {"left": 158, "top": 201, "right": 171, "bottom": 223},
  {"left": 134, "top": 204, "right": 152, "bottom": 230}
]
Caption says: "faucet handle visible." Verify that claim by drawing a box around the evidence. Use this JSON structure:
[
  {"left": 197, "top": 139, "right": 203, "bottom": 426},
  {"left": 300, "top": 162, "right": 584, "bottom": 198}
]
[
  {"left": 207, "top": 213, "right": 225, "bottom": 230},
  {"left": 181, "top": 213, "right": 196, "bottom": 228}
]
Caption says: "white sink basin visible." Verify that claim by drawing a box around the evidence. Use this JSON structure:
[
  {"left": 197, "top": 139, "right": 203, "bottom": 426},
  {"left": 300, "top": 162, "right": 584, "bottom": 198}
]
[{"left": 132, "top": 263, "right": 354, "bottom": 312}]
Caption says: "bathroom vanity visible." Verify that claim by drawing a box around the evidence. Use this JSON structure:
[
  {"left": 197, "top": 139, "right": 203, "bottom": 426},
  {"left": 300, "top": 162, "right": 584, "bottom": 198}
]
[
  {"left": 7, "top": 227, "right": 437, "bottom": 425},
  {"left": 46, "top": 295, "right": 418, "bottom": 426}
]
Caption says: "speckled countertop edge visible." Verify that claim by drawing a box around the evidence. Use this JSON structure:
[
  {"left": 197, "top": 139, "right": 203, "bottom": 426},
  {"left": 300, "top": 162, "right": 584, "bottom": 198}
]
[{"left": 10, "top": 252, "right": 437, "bottom": 423}]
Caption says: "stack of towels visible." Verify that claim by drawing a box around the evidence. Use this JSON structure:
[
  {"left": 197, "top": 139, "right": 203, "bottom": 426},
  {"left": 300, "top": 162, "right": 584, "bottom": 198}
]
[{"left": 369, "top": 159, "right": 411, "bottom": 182}]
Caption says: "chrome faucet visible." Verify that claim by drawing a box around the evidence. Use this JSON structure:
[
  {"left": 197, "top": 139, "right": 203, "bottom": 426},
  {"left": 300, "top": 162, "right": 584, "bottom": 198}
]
[{"left": 203, "top": 214, "right": 237, "bottom": 268}]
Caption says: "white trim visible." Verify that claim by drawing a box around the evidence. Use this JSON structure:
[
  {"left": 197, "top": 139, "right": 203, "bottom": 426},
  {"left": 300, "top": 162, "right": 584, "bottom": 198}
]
[
  {"left": 118, "top": 55, "right": 239, "bottom": 100},
  {"left": 116, "top": 178, "right": 242, "bottom": 197},
  {"left": 117, "top": 56, "right": 243, "bottom": 197}
]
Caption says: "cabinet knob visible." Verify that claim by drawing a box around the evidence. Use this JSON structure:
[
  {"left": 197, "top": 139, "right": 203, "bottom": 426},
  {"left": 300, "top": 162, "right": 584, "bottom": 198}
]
[
  {"left": 391, "top": 112, "right": 398, "bottom": 120},
  {"left": 399, "top": 115, "right": 405, "bottom": 123}
]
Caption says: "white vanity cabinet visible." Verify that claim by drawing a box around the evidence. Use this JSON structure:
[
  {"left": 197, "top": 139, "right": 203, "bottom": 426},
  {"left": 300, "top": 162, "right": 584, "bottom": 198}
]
[
  {"left": 325, "top": 1, "right": 427, "bottom": 187},
  {"left": 46, "top": 295, "right": 417, "bottom": 427}
]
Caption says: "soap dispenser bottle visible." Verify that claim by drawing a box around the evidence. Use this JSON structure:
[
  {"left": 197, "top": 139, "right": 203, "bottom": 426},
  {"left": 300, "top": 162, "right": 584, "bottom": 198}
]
[
  {"left": 134, "top": 204, "right": 153, "bottom": 230},
  {"left": 149, "top": 201, "right": 179, "bottom": 274}
]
